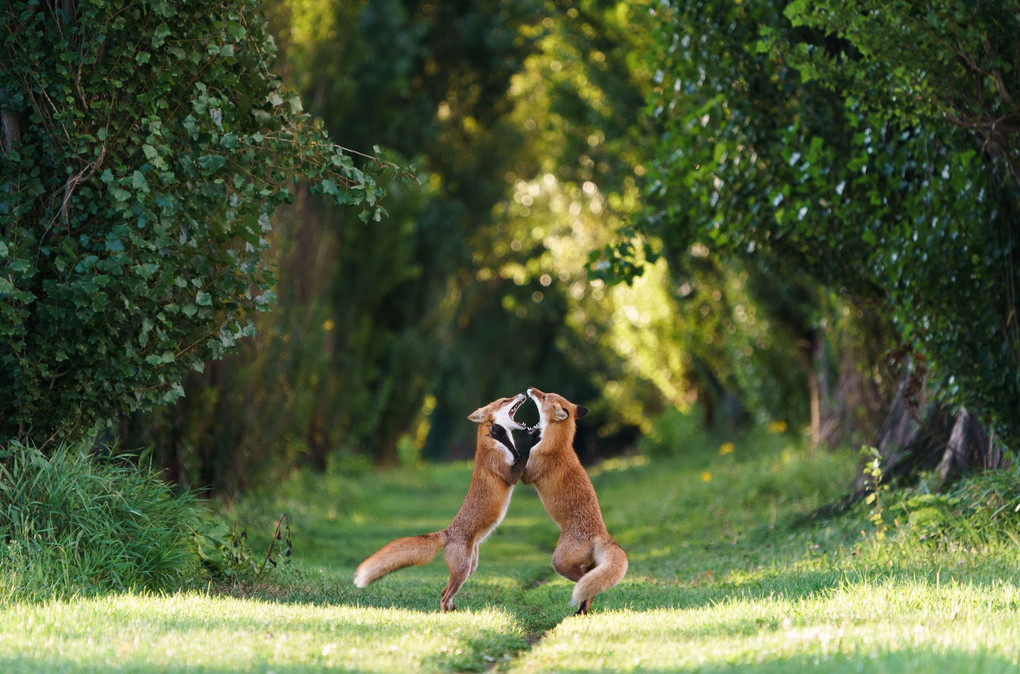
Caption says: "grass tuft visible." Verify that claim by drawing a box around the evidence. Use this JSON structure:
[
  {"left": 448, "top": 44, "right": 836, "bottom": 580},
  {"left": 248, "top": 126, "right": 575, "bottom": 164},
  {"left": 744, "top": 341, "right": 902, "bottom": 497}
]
[{"left": 0, "top": 442, "right": 202, "bottom": 603}]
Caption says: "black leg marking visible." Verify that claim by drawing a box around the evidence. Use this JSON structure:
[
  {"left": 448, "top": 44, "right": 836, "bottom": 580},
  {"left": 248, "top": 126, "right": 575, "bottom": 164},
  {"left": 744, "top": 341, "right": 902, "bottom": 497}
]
[{"left": 490, "top": 424, "right": 518, "bottom": 460}]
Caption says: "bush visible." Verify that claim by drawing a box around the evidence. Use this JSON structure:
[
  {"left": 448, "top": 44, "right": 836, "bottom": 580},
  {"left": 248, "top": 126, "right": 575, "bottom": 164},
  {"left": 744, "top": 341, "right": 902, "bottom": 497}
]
[
  {"left": 0, "top": 0, "right": 389, "bottom": 448},
  {"left": 896, "top": 468, "right": 1020, "bottom": 548},
  {"left": 0, "top": 442, "right": 204, "bottom": 603}
]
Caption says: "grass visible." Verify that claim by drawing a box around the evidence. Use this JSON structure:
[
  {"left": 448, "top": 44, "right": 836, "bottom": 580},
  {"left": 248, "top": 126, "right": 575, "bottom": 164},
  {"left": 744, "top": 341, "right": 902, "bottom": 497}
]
[
  {"left": 3, "top": 425, "right": 1020, "bottom": 672},
  {"left": 0, "top": 443, "right": 202, "bottom": 603}
]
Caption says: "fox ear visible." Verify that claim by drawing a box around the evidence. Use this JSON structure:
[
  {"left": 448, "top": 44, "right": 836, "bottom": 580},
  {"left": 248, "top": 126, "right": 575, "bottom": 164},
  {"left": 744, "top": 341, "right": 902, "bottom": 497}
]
[
  {"left": 553, "top": 405, "right": 569, "bottom": 422},
  {"left": 575, "top": 405, "right": 588, "bottom": 419},
  {"left": 468, "top": 407, "right": 487, "bottom": 423}
]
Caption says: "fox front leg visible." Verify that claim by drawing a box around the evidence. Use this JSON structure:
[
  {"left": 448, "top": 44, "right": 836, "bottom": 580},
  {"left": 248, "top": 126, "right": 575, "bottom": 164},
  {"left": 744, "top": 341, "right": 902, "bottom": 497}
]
[
  {"left": 490, "top": 424, "right": 519, "bottom": 461},
  {"left": 511, "top": 427, "right": 541, "bottom": 483}
]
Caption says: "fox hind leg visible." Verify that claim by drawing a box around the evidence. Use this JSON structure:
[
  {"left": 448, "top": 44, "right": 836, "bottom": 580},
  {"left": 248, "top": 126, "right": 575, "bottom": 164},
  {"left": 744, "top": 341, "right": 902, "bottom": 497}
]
[
  {"left": 551, "top": 538, "right": 595, "bottom": 582},
  {"left": 440, "top": 541, "right": 476, "bottom": 612}
]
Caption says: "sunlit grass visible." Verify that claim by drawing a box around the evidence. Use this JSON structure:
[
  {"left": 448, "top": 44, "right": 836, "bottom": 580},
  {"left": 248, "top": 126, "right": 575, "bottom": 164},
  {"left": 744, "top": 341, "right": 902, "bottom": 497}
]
[
  {"left": 514, "top": 579, "right": 1020, "bottom": 673},
  {"left": 4, "top": 423, "right": 1020, "bottom": 672},
  {"left": 0, "top": 593, "right": 527, "bottom": 673}
]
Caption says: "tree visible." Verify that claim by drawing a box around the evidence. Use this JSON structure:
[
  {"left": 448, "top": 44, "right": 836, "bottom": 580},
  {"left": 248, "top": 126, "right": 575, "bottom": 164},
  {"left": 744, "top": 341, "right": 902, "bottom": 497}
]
[
  {"left": 119, "top": 0, "right": 551, "bottom": 480},
  {"left": 778, "top": 0, "right": 1020, "bottom": 458},
  {"left": 592, "top": 0, "right": 864, "bottom": 439},
  {"left": 0, "top": 0, "right": 389, "bottom": 449},
  {"left": 628, "top": 0, "right": 1019, "bottom": 470}
]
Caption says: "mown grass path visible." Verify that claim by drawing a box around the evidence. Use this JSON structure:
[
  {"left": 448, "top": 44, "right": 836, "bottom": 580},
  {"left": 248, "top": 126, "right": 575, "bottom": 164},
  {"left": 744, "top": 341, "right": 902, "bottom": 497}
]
[{"left": 3, "top": 432, "right": 1020, "bottom": 672}]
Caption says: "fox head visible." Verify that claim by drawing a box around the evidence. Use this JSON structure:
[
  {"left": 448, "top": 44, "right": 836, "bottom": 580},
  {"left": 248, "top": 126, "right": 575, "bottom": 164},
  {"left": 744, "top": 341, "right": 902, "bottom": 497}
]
[
  {"left": 467, "top": 393, "right": 529, "bottom": 430},
  {"left": 468, "top": 394, "right": 529, "bottom": 460},
  {"left": 525, "top": 387, "right": 588, "bottom": 432}
]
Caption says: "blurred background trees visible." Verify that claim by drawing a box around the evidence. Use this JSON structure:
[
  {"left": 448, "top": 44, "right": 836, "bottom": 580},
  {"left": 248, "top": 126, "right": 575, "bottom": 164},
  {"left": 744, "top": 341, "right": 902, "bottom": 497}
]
[
  {"left": 119, "top": 0, "right": 667, "bottom": 492},
  {"left": 105, "top": 0, "right": 1018, "bottom": 495}
]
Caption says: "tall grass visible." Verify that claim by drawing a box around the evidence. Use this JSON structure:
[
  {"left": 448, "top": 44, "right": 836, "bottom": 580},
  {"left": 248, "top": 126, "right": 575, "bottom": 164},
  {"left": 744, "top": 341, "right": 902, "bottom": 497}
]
[{"left": 0, "top": 442, "right": 203, "bottom": 603}]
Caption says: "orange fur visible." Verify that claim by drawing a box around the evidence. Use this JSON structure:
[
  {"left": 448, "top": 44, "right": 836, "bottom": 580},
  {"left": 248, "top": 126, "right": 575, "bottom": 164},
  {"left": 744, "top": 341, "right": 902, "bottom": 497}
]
[
  {"left": 521, "top": 387, "right": 628, "bottom": 614},
  {"left": 354, "top": 394, "right": 528, "bottom": 611}
]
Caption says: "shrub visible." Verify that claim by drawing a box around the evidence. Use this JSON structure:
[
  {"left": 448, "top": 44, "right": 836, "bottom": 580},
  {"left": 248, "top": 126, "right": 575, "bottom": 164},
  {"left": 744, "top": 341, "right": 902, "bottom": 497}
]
[
  {"left": 897, "top": 468, "right": 1020, "bottom": 548},
  {"left": 0, "top": 0, "right": 391, "bottom": 448}
]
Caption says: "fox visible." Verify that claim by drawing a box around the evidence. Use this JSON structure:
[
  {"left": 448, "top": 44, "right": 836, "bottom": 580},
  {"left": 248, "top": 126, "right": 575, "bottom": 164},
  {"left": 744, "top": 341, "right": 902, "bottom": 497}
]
[
  {"left": 354, "top": 393, "right": 532, "bottom": 612},
  {"left": 518, "top": 386, "right": 628, "bottom": 614}
]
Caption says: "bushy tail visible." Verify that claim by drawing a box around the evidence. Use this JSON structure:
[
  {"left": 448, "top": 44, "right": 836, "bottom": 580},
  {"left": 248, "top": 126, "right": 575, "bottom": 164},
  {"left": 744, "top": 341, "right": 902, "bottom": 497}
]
[
  {"left": 354, "top": 531, "right": 447, "bottom": 588},
  {"left": 571, "top": 537, "right": 628, "bottom": 606}
]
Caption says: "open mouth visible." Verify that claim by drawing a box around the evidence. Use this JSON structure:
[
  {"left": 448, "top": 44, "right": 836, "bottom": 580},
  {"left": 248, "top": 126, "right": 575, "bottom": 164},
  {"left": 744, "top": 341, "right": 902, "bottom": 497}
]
[{"left": 510, "top": 395, "right": 538, "bottom": 431}]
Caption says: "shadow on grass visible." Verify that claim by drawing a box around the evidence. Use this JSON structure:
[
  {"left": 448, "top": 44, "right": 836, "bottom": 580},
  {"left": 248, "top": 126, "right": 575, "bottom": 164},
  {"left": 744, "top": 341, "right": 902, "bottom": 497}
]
[
  {"left": 534, "top": 651, "right": 1020, "bottom": 674},
  {"left": 420, "top": 628, "right": 532, "bottom": 672}
]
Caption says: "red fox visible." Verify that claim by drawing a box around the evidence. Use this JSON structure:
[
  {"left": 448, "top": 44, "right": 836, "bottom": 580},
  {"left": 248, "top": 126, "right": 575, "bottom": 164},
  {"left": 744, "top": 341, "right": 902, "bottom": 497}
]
[
  {"left": 354, "top": 394, "right": 532, "bottom": 611},
  {"left": 518, "top": 387, "right": 628, "bottom": 614}
]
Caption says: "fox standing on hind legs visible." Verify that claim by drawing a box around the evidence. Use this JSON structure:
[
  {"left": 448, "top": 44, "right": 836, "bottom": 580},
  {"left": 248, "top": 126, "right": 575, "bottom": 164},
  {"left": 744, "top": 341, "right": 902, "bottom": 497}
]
[
  {"left": 519, "top": 387, "right": 628, "bottom": 614},
  {"left": 354, "top": 394, "right": 533, "bottom": 612}
]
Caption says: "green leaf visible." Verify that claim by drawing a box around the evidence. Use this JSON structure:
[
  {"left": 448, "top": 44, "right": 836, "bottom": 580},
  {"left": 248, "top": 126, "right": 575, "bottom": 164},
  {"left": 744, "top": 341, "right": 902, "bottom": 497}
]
[
  {"left": 198, "top": 155, "right": 226, "bottom": 172},
  {"left": 152, "top": 23, "right": 171, "bottom": 48},
  {"left": 75, "top": 255, "right": 100, "bottom": 272},
  {"left": 320, "top": 178, "right": 338, "bottom": 196}
]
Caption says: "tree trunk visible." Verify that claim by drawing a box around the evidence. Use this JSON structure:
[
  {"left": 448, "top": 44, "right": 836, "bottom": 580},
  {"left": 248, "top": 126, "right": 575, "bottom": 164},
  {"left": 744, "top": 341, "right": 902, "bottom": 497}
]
[
  {"left": 817, "top": 336, "right": 884, "bottom": 451},
  {"left": 1, "top": 88, "right": 20, "bottom": 156},
  {"left": 811, "top": 367, "right": 1005, "bottom": 519},
  {"left": 937, "top": 407, "right": 1005, "bottom": 483},
  {"left": 376, "top": 428, "right": 400, "bottom": 466},
  {"left": 849, "top": 377, "right": 1001, "bottom": 496}
]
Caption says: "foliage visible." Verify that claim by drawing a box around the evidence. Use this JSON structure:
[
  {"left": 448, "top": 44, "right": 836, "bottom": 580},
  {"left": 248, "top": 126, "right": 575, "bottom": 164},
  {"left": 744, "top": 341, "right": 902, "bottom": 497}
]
[
  {"left": 0, "top": 0, "right": 392, "bottom": 448},
  {"left": 0, "top": 442, "right": 203, "bottom": 602},
  {"left": 896, "top": 467, "right": 1020, "bottom": 549},
  {"left": 775, "top": 0, "right": 1020, "bottom": 447},
  {"left": 193, "top": 512, "right": 292, "bottom": 586},
  {"left": 120, "top": 0, "right": 549, "bottom": 477},
  {"left": 629, "top": 0, "right": 1020, "bottom": 448},
  {"left": 782, "top": 0, "right": 1020, "bottom": 166},
  {"left": 576, "top": 0, "right": 837, "bottom": 432}
]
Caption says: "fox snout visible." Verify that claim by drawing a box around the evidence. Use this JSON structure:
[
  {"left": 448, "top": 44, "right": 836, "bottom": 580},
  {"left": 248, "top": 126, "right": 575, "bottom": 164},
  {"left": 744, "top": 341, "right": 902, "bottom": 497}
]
[{"left": 524, "top": 387, "right": 588, "bottom": 422}]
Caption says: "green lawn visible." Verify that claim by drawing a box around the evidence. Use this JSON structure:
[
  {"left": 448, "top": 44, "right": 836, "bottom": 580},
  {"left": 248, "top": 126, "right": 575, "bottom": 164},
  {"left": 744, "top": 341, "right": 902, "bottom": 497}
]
[{"left": 3, "top": 430, "right": 1020, "bottom": 672}]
